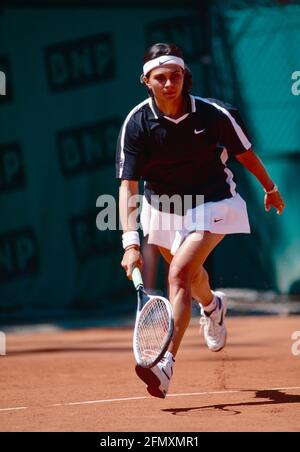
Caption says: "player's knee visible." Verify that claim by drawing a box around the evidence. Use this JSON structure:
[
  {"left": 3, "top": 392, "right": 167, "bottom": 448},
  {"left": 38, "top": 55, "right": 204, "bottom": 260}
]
[{"left": 168, "top": 263, "right": 193, "bottom": 288}]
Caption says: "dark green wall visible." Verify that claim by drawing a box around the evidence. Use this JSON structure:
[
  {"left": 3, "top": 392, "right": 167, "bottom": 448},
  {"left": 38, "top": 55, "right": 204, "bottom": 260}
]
[{"left": 0, "top": 3, "right": 299, "bottom": 323}]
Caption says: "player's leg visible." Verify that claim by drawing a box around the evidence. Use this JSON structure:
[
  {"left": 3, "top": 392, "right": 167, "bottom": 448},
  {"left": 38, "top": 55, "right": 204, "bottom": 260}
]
[
  {"left": 191, "top": 258, "right": 228, "bottom": 353},
  {"left": 191, "top": 265, "right": 212, "bottom": 305},
  {"left": 159, "top": 243, "right": 228, "bottom": 352},
  {"left": 136, "top": 234, "right": 224, "bottom": 398},
  {"left": 141, "top": 240, "right": 160, "bottom": 291},
  {"left": 167, "top": 231, "right": 225, "bottom": 357},
  {"left": 158, "top": 245, "right": 173, "bottom": 264},
  {"left": 159, "top": 246, "right": 214, "bottom": 303},
  {"left": 135, "top": 245, "right": 174, "bottom": 398}
]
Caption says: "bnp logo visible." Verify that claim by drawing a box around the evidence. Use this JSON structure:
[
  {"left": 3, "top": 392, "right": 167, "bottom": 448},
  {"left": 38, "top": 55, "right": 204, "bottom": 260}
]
[{"left": 0, "top": 71, "right": 6, "bottom": 95}]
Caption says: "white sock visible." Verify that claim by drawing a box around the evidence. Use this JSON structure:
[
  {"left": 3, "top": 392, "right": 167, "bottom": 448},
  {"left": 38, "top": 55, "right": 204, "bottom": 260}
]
[{"left": 200, "top": 295, "right": 218, "bottom": 314}]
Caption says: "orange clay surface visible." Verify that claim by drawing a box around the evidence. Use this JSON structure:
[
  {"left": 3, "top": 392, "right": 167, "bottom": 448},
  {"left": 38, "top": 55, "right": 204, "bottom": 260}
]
[{"left": 0, "top": 316, "right": 300, "bottom": 432}]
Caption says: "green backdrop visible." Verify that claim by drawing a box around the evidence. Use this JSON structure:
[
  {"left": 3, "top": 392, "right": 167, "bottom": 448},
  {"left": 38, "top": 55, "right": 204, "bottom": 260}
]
[{"left": 0, "top": 1, "right": 299, "bottom": 323}]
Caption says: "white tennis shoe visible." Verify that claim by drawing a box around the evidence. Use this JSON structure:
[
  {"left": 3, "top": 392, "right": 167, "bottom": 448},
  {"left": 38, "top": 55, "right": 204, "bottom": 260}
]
[
  {"left": 135, "top": 351, "right": 175, "bottom": 399},
  {"left": 199, "top": 291, "right": 227, "bottom": 352}
]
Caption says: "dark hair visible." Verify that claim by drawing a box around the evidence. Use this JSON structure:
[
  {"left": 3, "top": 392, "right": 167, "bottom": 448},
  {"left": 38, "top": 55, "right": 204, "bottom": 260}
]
[{"left": 141, "top": 43, "right": 192, "bottom": 95}]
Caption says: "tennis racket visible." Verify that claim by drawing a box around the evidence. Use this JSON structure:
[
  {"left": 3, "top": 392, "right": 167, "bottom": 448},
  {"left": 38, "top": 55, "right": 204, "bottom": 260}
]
[{"left": 132, "top": 266, "right": 174, "bottom": 368}]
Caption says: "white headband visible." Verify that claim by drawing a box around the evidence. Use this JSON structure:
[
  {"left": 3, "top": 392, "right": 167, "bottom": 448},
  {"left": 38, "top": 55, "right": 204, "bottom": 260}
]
[{"left": 143, "top": 55, "right": 185, "bottom": 76}]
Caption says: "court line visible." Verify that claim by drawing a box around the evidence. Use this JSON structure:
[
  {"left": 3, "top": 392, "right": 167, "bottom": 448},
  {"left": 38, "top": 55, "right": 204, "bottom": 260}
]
[
  {"left": 1, "top": 386, "right": 300, "bottom": 413},
  {"left": 50, "top": 396, "right": 148, "bottom": 407},
  {"left": 0, "top": 407, "right": 27, "bottom": 412}
]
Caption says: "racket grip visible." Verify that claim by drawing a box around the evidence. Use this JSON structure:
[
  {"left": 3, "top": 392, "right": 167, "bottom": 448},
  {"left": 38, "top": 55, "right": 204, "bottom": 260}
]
[{"left": 132, "top": 267, "right": 144, "bottom": 290}]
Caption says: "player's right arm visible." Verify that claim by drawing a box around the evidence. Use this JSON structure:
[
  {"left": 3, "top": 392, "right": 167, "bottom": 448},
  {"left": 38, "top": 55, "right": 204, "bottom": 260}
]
[
  {"left": 116, "top": 110, "right": 146, "bottom": 279},
  {"left": 119, "top": 179, "right": 143, "bottom": 280}
]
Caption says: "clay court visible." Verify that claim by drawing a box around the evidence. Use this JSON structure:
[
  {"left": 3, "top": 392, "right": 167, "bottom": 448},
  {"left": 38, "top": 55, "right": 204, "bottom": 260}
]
[{"left": 1, "top": 315, "right": 300, "bottom": 432}]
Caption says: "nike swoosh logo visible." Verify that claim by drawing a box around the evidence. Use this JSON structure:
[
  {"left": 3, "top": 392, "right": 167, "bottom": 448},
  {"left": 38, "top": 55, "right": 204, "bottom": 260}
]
[
  {"left": 159, "top": 58, "right": 173, "bottom": 65},
  {"left": 194, "top": 128, "right": 205, "bottom": 134},
  {"left": 214, "top": 218, "right": 223, "bottom": 223}
]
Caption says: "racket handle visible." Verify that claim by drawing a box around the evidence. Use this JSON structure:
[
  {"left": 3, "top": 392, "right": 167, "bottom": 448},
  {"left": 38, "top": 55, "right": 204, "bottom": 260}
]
[{"left": 132, "top": 267, "right": 144, "bottom": 290}]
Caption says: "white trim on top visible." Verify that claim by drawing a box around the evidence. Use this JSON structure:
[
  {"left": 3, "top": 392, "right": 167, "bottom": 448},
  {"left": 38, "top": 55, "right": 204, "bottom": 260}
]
[
  {"left": 149, "top": 98, "right": 158, "bottom": 119},
  {"left": 220, "top": 147, "right": 237, "bottom": 196},
  {"left": 163, "top": 113, "right": 189, "bottom": 124}
]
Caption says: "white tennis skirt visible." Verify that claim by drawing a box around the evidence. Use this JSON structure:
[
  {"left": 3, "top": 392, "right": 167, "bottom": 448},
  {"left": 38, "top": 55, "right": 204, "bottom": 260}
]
[{"left": 140, "top": 193, "right": 250, "bottom": 255}]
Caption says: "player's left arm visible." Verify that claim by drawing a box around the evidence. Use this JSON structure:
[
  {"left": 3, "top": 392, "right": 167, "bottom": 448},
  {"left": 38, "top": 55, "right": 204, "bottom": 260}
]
[
  {"left": 235, "top": 148, "right": 285, "bottom": 215},
  {"left": 215, "top": 104, "right": 285, "bottom": 215}
]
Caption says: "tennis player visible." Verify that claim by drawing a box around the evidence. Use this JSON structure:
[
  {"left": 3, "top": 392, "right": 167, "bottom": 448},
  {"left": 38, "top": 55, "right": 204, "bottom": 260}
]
[{"left": 116, "top": 43, "right": 285, "bottom": 399}]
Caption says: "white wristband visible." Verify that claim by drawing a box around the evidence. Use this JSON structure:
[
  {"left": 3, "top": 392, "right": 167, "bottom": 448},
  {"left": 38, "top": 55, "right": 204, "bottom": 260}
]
[
  {"left": 122, "top": 231, "right": 140, "bottom": 250},
  {"left": 264, "top": 184, "right": 278, "bottom": 195}
]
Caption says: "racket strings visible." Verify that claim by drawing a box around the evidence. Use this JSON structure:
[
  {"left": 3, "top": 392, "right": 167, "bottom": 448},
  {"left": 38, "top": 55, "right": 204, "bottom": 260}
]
[{"left": 136, "top": 298, "right": 170, "bottom": 364}]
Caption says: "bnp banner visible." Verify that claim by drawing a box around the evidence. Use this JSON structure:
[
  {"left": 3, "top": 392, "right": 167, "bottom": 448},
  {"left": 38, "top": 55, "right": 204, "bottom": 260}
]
[
  {"left": 0, "top": 6, "right": 210, "bottom": 322},
  {"left": 0, "top": 4, "right": 299, "bottom": 323}
]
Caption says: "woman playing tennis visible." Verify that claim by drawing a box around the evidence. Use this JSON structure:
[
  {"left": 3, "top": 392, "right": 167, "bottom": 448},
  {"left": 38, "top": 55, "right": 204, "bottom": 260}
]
[{"left": 116, "top": 43, "right": 285, "bottom": 399}]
